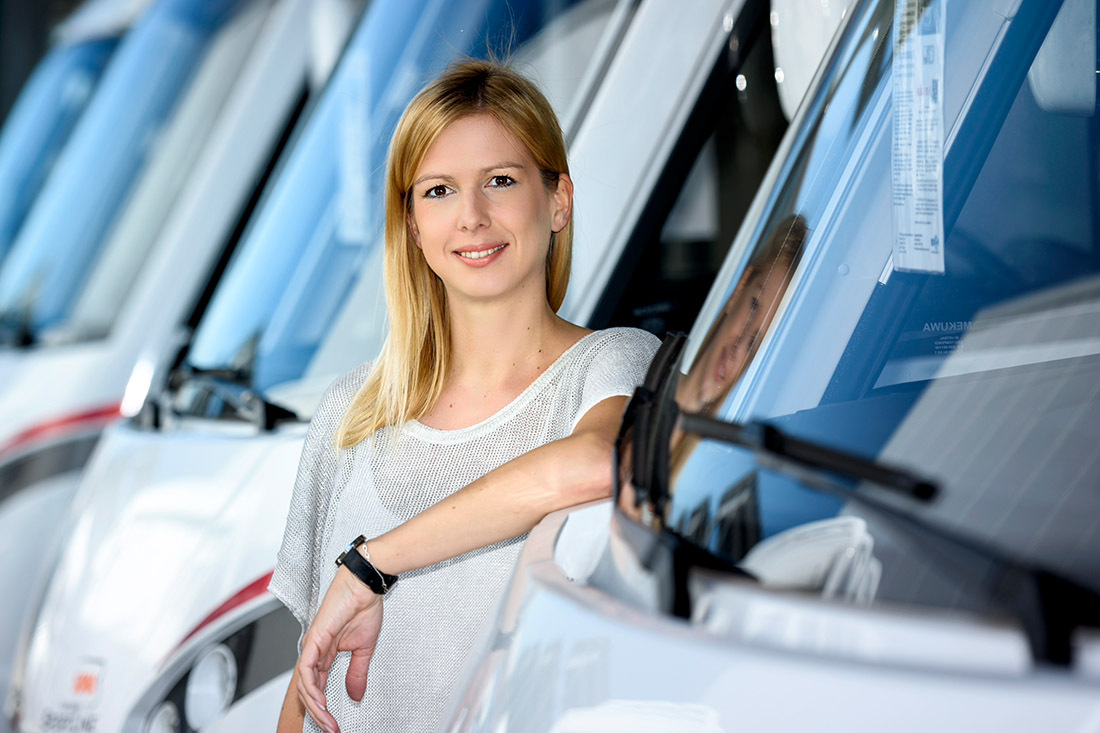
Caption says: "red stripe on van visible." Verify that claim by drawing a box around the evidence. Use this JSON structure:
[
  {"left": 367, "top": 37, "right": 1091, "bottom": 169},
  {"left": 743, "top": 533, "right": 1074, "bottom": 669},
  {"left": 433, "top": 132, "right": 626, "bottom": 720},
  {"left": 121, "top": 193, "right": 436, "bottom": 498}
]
[
  {"left": 177, "top": 570, "right": 275, "bottom": 650},
  {"left": 0, "top": 403, "right": 122, "bottom": 461}
]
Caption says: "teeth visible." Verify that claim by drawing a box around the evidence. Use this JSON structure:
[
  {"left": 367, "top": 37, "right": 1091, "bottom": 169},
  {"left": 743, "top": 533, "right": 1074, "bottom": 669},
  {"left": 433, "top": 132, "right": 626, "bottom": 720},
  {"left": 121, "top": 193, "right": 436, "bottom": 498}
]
[{"left": 458, "top": 244, "right": 506, "bottom": 260}]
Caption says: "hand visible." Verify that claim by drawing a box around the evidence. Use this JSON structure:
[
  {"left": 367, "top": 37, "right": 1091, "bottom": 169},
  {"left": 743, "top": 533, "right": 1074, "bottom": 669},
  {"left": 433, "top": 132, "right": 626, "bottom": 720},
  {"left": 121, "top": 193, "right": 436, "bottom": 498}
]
[{"left": 296, "top": 566, "right": 383, "bottom": 733}]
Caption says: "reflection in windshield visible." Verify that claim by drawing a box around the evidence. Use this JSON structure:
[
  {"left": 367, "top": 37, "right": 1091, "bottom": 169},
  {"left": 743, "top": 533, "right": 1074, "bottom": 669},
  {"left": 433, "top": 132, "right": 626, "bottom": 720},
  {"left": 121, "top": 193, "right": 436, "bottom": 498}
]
[
  {"left": 665, "top": 0, "right": 1100, "bottom": 619},
  {"left": 0, "top": 0, "right": 257, "bottom": 344},
  {"left": 0, "top": 38, "right": 116, "bottom": 267},
  {"left": 677, "top": 215, "right": 806, "bottom": 416},
  {"left": 184, "top": 0, "right": 614, "bottom": 419}
]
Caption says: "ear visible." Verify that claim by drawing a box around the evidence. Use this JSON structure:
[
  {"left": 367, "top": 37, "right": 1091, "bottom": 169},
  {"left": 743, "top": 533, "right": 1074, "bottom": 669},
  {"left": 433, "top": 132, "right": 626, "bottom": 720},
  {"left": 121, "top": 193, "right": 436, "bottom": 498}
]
[
  {"left": 406, "top": 211, "right": 422, "bottom": 249},
  {"left": 550, "top": 173, "right": 573, "bottom": 233}
]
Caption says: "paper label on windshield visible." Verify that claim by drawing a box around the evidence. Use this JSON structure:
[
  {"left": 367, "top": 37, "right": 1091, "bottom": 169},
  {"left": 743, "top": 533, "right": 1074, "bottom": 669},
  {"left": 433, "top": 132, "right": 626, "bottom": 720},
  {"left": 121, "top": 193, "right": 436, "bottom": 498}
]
[{"left": 891, "top": 0, "right": 945, "bottom": 274}]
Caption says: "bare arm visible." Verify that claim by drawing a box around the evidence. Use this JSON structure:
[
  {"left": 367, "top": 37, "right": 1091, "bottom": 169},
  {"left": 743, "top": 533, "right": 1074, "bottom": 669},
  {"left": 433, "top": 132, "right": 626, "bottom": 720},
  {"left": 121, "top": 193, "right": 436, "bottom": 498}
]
[
  {"left": 277, "top": 665, "right": 306, "bottom": 733},
  {"left": 367, "top": 394, "right": 626, "bottom": 574},
  {"left": 295, "top": 395, "right": 627, "bottom": 733}
]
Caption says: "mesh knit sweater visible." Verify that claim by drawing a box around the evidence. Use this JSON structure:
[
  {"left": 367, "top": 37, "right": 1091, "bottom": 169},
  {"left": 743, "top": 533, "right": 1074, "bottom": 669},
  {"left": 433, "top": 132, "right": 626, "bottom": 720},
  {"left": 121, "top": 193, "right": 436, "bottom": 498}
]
[{"left": 270, "top": 327, "right": 659, "bottom": 732}]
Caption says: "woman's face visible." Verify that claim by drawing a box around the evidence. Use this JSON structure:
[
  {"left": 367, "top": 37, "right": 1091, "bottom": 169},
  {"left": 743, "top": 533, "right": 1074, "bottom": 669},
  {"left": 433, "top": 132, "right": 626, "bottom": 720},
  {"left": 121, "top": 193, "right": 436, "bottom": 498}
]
[
  {"left": 407, "top": 113, "right": 572, "bottom": 305},
  {"left": 681, "top": 262, "right": 794, "bottom": 412}
]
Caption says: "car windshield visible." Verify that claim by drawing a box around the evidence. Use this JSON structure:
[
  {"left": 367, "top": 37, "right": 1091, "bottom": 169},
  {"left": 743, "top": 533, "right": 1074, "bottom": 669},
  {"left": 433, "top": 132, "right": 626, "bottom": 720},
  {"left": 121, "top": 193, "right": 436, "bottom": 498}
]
[
  {"left": 0, "top": 0, "right": 266, "bottom": 346},
  {"left": 182, "top": 0, "right": 623, "bottom": 419},
  {"left": 663, "top": 0, "right": 1100, "bottom": 619},
  {"left": 0, "top": 36, "right": 116, "bottom": 269}
]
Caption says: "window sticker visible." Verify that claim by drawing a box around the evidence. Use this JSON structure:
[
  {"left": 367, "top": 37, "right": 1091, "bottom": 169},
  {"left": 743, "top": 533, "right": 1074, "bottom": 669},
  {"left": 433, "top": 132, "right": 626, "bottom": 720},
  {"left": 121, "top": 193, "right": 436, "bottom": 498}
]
[{"left": 891, "top": 0, "right": 945, "bottom": 274}]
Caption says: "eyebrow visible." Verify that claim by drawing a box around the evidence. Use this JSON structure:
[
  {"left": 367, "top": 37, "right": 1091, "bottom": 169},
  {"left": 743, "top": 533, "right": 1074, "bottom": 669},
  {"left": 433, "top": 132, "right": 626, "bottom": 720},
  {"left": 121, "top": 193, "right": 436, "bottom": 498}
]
[{"left": 413, "top": 162, "right": 526, "bottom": 187}]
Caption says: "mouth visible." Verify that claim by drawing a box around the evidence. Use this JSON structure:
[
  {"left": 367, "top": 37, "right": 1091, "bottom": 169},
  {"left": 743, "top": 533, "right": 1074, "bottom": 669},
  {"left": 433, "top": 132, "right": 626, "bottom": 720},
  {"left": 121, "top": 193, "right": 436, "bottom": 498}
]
[{"left": 454, "top": 243, "right": 508, "bottom": 262}]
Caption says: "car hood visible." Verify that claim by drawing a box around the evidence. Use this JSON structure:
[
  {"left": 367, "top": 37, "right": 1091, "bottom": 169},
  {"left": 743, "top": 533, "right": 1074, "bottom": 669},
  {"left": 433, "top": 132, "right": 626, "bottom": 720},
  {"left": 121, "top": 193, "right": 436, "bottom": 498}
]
[
  {"left": 18, "top": 419, "right": 307, "bottom": 732},
  {"left": 0, "top": 343, "right": 125, "bottom": 458}
]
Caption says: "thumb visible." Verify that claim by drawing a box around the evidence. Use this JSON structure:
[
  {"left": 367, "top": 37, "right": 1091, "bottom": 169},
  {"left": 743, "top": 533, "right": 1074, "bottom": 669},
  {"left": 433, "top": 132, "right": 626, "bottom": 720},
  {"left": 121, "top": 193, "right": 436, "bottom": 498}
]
[{"left": 346, "top": 649, "right": 371, "bottom": 702}]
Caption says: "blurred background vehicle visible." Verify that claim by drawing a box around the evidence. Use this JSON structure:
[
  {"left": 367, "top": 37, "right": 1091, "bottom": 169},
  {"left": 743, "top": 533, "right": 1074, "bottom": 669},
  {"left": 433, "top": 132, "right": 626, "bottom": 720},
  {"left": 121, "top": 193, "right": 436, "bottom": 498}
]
[
  {"left": 0, "top": 0, "right": 151, "bottom": 711},
  {"left": 8, "top": 0, "right": 825, "bottom": 730},
  {"left": 0, "top": 0, "right": 365, "bottom": 728},
  {"left": 448, "top": 0, "right": 1100, "bottom": 729}
]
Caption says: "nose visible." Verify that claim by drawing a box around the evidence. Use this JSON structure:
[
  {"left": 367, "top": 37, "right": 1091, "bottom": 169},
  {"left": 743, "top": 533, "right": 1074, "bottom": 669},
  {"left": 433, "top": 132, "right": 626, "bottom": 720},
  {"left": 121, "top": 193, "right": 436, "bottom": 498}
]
[{"left": 458, "top": 190, "right": 490, "bottom": 231}]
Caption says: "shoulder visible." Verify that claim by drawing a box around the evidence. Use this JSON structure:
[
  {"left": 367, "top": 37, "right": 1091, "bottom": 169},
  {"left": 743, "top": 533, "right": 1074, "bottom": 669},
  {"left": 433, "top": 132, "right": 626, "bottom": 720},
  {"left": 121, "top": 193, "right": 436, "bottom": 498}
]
[
  {"left": 308, "top": 361, "right": 375, "bottom": 438},
  {"left": 574, "top": 327, "right": 661, "bottom": 366},
  {"left": 562, "top": 327, "right": 660, "bottom": 386}
]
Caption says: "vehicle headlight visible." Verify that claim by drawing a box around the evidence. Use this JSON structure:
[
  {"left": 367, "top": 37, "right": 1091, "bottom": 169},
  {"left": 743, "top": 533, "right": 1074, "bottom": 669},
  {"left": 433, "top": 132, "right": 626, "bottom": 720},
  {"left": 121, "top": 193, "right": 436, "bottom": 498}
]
[
  {"left": 125, "top": 593, "right": 298, "bottom": 733},
  {"left": 144, "top": 701, "right": 181, "bottom": 733},
  {"left": 183, "top": 645, "right": 237, "bottom": 730}
]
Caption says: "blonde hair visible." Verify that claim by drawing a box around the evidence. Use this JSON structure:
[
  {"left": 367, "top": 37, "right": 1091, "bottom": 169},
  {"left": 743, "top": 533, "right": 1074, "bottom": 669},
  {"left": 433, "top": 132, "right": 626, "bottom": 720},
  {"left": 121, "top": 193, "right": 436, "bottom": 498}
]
[{"left": 337, "top": 59, "right": 572, "bottom": 448}]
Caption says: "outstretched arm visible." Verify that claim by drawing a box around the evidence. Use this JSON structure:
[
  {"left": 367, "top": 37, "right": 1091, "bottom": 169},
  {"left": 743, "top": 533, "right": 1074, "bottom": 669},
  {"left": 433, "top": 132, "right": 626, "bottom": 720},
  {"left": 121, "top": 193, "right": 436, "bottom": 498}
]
[{"left": 295, "top": 395, "right": 627, "bottom": 733}]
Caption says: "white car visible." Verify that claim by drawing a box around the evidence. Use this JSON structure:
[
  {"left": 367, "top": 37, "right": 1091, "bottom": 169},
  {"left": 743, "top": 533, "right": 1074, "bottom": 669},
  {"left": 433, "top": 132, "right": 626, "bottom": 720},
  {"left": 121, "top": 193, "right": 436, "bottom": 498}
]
[
  {"left": 0, "top": 0, "right": 362, "bottom": 728},
  {"left": 8, "top": 0, "right": 836, "bottom": 730},
  {"left": 448, "top": 0, "right": 1100, "bottom": 729}
]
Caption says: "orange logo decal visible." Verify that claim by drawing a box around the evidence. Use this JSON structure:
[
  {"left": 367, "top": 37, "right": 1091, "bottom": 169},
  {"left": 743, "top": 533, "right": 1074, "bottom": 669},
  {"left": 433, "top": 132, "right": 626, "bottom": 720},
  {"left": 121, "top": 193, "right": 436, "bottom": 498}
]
[{"left": 73, "top": 673, "right": 97, "bottom": 696}]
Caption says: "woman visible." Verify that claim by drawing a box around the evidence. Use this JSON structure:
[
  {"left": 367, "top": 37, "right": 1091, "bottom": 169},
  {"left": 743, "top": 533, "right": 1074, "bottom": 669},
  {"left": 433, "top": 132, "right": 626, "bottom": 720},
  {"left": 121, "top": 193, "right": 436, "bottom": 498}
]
[{"left": 271, "top": 60, "right": 658, "bottom": 733}]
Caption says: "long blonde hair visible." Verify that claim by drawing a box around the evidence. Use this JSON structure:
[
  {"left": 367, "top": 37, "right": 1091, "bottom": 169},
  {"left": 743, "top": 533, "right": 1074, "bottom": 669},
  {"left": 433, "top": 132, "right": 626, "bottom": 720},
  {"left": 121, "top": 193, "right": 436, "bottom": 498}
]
[{"left": 337, "top": 59, "right": 573, "bottom": 448}]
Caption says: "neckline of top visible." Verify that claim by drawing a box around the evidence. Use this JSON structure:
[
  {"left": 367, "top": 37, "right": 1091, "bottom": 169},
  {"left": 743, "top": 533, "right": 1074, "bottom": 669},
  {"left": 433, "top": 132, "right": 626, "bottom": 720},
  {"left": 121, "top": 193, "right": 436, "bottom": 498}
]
[{"left": 404, "top": 329, "right": 604, "bottom": 442}]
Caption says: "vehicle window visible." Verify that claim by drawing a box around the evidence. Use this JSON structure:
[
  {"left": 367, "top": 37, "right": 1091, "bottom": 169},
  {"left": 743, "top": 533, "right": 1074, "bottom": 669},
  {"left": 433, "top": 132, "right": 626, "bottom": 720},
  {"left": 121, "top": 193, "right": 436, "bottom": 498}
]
[
  {"left": 594, "top": 11, "right": 787, "bottom": 336},
  {"left": 0, "top": 0, "right": 266, "bottom": 346},
  {"left": 183, "top": 0, "right": 626, "bottom": 420},
  {"left": 668, "top": 0, "right": 1100, "bottom": 615},
  {"left": 0, "top": 37, "right": 116, "bottom": 267}
]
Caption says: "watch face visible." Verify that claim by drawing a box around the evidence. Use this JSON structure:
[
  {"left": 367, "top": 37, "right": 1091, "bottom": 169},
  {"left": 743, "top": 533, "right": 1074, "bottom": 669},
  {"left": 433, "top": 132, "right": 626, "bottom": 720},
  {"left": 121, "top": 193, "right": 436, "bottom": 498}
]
[{"left": 338, "top": 535, "right": 365, "bottom": 564}]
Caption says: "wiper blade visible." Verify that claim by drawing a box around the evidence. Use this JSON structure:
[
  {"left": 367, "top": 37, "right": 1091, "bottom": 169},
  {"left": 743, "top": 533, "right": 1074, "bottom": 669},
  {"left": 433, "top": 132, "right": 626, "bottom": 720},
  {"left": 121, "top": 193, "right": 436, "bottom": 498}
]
[
  {"left": 623, "top": 333, "right": 1100, "bottom": 667},
  {"left": 675, "top": 406, "right": 1100, "bottom": 666},
  {"left": 680, "top": 413, "right": 937, "bottom": 503},
  {"left": 176, "top": 370, "right": 300, "bottom": 430}
]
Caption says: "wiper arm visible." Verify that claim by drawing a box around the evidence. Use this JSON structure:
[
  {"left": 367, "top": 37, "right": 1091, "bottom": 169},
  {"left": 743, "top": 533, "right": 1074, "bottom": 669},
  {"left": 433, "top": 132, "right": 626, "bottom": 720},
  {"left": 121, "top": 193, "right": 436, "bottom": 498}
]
[
  {"left": 177, "top": 370, "right": 300, "bottom": 431},
  {"left": 675, "top": 408, "right": 1100, "bottom": 667},
  {"left": 624, "top": 333, "right": 1100, "bottom": 666},
  {"left": 680, "top": 413, "right": 937, "bottom": 502}
]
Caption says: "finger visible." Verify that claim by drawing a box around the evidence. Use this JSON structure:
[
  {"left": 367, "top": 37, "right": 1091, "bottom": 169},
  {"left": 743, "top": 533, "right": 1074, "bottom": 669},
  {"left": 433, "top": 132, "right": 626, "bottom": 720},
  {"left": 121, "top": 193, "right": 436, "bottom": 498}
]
[
  {"left": 297, "top": 668, "right": 338, "bottom": 733},
  {"left": 346, "top": 649, "right": 371, "bottom": 702},
  {"left": 297, "top": 654, "right": 333, "bottom": 727},
  {"left": 300, "top": 637, "right": 337, "bottom": 715}
]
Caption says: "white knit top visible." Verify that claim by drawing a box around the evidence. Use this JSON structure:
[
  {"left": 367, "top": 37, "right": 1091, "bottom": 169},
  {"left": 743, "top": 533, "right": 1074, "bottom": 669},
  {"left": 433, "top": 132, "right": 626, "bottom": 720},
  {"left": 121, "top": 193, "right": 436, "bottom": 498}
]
[{"left": 270, "top": 327, "right": 659, "bottom": 732}]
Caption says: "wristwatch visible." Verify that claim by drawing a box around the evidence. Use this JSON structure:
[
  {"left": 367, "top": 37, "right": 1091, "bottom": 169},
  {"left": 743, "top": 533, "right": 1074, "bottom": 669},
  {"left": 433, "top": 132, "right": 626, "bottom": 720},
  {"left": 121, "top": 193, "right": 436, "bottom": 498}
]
[{"left": 335, "top": 535, "right": 398, "bottom": 595}]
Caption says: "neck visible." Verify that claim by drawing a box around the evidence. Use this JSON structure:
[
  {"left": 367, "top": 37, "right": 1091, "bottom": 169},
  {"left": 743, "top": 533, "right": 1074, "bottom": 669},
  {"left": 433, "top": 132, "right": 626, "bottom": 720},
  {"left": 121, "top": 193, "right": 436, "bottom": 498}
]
[{"left": 446, "top": 290, "right": 564, "bottom": 387}]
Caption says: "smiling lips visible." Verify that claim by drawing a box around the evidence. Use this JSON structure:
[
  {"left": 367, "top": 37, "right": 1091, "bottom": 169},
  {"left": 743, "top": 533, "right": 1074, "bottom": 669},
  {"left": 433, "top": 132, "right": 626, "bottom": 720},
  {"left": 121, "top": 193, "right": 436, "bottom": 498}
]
[{"left": 454, "top": 242, "right": 508, "bottom": 266}]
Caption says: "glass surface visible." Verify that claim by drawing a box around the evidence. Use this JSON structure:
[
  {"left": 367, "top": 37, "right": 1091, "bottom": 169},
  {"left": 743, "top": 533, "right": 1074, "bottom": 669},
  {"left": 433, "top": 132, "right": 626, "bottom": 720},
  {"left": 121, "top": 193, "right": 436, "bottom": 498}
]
[
  {"left": 0, "top": 0, "right": 263, "bottom": 345},
  {"left": 0, "top": 37, "right": 117, "bottom": 267},
  {"left": 599, "top": 13, "right": 788, "bottom": 337},
  {"left": 664, "top": 0, "right": 1100, "bottom": 614},
  {"left": 183, "top": 0, "right": 621, "bottom": 419}
]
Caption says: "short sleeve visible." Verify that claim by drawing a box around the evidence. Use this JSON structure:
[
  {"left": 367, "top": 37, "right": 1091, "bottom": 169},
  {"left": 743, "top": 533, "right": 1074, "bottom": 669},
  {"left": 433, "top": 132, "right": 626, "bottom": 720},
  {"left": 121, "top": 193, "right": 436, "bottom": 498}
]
[
  {"left": 571, "top": 327, "right": 661, "bottom": 432},
  {"left": 268, "top": 363, "right": 372, "bottom": 651}
]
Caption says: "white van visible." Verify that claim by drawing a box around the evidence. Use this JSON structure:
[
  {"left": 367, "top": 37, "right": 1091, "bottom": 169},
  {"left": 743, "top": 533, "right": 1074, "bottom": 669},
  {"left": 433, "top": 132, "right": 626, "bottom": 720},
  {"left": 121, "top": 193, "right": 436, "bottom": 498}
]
[
  {"left": 448, "top": 0, "right": 1100, "bottom": 729},
  {"left": 10, "top": 0, "right": 812, "bottom": 730},
  {"left": 0, "top": 0, "right": 362, "bottom": 728},
  {"left": 0, "top": 1, "right": 151, "bottom": 721}
]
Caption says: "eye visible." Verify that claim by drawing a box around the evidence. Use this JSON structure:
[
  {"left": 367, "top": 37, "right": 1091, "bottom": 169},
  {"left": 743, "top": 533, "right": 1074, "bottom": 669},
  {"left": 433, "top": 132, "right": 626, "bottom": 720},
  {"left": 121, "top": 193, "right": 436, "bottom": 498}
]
[
  {"left": 423, "top": 184, "right": 450, "bottom": 200},
  {"left": 488, "top": 175, "right": 516, "bottom": 189}
]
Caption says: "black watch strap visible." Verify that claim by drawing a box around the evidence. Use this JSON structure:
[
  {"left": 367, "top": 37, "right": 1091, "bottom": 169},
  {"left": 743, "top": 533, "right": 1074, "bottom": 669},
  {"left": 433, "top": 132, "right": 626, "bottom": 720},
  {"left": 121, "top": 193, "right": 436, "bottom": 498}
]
[{"left": 336, "top": 535, "right": 398, "bottom": 595}]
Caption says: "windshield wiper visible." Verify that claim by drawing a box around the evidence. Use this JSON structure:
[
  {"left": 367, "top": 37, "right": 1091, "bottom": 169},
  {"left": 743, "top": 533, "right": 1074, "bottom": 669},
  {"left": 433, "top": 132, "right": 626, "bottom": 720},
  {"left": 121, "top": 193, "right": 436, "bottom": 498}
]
[
  {"left": 621, "top": 332, "right": 1100, "bottom": 667},
  {"left": 680, "top": 413, "right": 938, "bottom": 503},
  {"left": 174, "top": 369, "right": 300, "bottom": 431}
]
